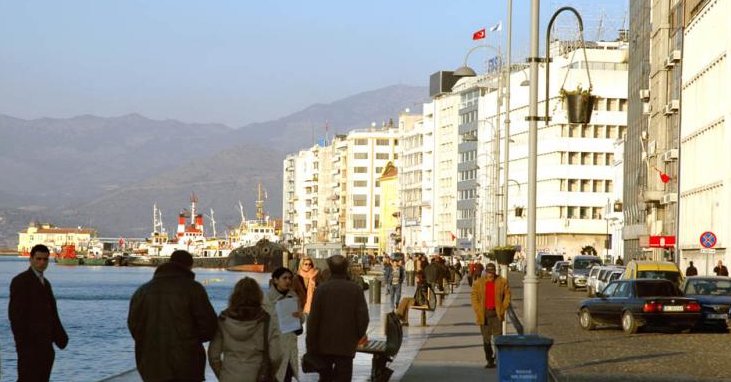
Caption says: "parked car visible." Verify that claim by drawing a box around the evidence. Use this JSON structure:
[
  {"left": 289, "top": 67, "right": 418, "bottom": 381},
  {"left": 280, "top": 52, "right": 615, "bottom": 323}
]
[
  {"left": 591, "top": 266, "right": 626, "bottom": 297},
  {"left": 622, "top": 261, "right": 683, "bottom": 288},
  {"left": 680, "top": 276, "right": 731, "bottom": 331},
  {"left": 586, "top": 265, "right": 603, "bottom": 297},
  {"left": 577, "top": 279, "right": 702, "bottom": 334},
  {"left": 551, "top": 261, "right": 570, "bottom": 285},
  {"left": 568, "top": 255, "right": 603, "bottom": 291},
  {"left": 536, "top": 253, "right": 565, "bottom": 278}
]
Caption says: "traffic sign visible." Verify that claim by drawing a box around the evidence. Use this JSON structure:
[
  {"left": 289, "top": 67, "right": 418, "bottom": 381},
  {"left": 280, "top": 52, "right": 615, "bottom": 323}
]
[
  {"left": 700, "top": 248, "right": 717, "bottom": 255},
  {"left": 700, "top": 231, "right": 717, "bottom": 249}
]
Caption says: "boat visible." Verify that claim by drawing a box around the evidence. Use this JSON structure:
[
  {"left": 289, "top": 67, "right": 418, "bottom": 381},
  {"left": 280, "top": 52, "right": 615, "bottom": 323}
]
[
  {"left": 226, "top": 239, "right": 288, "bottom": 273},
  {"left": 55, "top": 244, "right": 80, "bottom": 265},
  {"left": 228, "top": 183, "right": 280, "bottom": 248}
]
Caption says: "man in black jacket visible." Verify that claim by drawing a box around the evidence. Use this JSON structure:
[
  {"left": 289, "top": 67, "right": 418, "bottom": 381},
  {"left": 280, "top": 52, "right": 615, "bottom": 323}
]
[
  {"left": 307, "top": 255, "right": 369, "bottom": 382},
  {"left": 9, "top": 244, "right": 69, "bottom": 381},
  {"left": 128, "top": 250, "right": 218, "bottom": 382}
]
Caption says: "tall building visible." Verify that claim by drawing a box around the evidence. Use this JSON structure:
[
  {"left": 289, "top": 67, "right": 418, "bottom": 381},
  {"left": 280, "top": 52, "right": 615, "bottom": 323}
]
[
  {"left": 282, "top": 148, "right": 316, "bottom": 248},
  {"left": 490, "top": 40, "right": 629, "bottom": 257},
  {"left": 378, "top": 161, "right": 399, "bottom": 254},
  {"left": 679, "top": 0, "right": 729, "bottom": 273},
  {"left": 398, "top": 111, "right": 432, "bottom": 253},
  {"left": 624, "top": 0, "right": 684, "bottom": 262}
]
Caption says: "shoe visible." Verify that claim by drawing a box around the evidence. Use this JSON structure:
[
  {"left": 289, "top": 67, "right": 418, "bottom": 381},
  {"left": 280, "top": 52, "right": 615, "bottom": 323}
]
[{"left": 485, "top": 359, "right": 496, "bottom": 369}]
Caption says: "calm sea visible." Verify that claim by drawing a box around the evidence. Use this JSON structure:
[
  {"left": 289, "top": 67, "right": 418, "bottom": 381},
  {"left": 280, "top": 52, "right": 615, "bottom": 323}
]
[{"left": 0, "top": 257, "right": 269, "bottom": 381}]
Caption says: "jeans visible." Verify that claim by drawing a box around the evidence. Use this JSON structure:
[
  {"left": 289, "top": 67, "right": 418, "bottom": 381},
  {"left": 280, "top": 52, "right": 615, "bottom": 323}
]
[
  {"left": 390, "top": 283, "right": 402, "bottom": 309},
  {"left": 480, "top": 309, "right": 502, "bottom": 362},
  {"left": 318, "top": 355, "right": 354, "bottom": 382}
]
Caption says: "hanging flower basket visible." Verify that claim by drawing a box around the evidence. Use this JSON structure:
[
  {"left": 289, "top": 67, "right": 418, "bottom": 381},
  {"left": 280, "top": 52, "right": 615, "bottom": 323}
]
[
  {"left": 561, "top": 87, "right": 596, "bottom": 124},
  {"left": 492, "top": 245, "right": 518, "bottom": 265}
]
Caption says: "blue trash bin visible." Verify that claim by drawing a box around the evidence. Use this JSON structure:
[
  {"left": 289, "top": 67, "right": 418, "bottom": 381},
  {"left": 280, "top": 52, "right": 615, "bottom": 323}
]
[{"left": 492, "top": 335, "right": 553, "bottom": 382}]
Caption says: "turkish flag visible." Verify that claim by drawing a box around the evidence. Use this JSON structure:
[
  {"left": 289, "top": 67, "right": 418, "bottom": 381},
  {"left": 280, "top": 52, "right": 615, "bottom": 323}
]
[{"left": 472, "top": 28, "right": 486, "bottom": 40}]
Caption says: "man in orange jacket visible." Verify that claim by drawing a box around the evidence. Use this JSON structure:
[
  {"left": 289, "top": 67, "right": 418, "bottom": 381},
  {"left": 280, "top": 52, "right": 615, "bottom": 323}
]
[{"left": 470, "top": 263, "right": 511, "bottom": 369}]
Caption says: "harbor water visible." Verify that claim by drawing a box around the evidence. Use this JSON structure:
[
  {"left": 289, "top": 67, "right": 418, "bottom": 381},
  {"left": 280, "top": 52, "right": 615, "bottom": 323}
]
[{"left": 0, "top": 256, "right": 269, "bottom": 381}]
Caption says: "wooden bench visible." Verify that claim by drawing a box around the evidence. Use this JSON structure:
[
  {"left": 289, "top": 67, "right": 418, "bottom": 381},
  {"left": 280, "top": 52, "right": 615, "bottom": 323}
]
[
  {"left": 409, "top": 285, "right": 438, "bottom": 326},
  {"left": 356, "top": 312, "right": 404, "bottom": 382},
  {"left": 434, "top": 290, "right": 448, "bottom": 306}
]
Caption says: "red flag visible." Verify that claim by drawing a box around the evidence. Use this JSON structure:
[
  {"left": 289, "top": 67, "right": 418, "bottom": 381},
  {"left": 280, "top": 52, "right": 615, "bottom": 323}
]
[
  {"left": 472, "top": 28, "right": 486, "bottom": 40},
  {"left": 450, "top": 232, "right": 457, "bottom": 241}
]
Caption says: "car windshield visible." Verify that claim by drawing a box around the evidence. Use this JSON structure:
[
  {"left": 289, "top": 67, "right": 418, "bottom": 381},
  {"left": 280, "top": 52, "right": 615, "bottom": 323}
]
[
  {"left": 637, "top": 271, "right": 681, "bottom": 286},
  {"left": 685, "top": 279, "right": 731, "bottom": 296},
  {"left": 540, "top": 256, "right": 563, "bottom": 267},
  {"left": 636, "top": 281, "right": 681, "bottom": 297},
  {"left": 574, "top": 259, "right": 601, "bottom": 270},
  {"left": 609, "top": 272, "right": 622, "bottom": 281}
]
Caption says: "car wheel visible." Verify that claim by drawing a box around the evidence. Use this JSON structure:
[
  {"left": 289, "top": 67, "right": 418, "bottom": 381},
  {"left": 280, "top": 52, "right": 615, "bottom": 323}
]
[
  {"left": 579, "top": 308, "right": 596, "bottom": 330},
  {"left": 622, "top": 311, "right": 638, "bottom": 334},
  {"left": 568, "top": 278, "right": 575, "bottom": 291}
]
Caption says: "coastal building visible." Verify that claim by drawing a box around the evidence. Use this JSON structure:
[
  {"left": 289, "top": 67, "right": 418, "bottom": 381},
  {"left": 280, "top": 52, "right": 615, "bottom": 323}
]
[
  {"left": 624, "top": 0, "right": 685, "bottom": 262},
  {"left": 17, "top": 222, "right": 97, "bottom": 255},
  {"left": 282, "top": 148, "right": 315, "bottom": 250},
  {"left": 469, "top": 39, "right": 629, "bottom": 257},
  {"left": 378, "top": 162, "right": 399, "bottom": 254},
  {"left": 679, "top": 0, "right": 729, "bottom": 274}
]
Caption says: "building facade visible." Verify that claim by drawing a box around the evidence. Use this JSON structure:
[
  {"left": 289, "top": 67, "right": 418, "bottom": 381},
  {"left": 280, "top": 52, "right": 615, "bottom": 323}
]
[
  {"left": 18, "top": 222, "right": 97, "bottom": 255},
  {"left": 679, "top": 0, "right": 728, "bottom": 274}
]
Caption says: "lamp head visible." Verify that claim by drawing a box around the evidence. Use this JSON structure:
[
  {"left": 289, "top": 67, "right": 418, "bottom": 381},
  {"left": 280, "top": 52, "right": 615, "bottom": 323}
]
[{"left": 453, "top": 65, "right": 477, "bottom": 78}]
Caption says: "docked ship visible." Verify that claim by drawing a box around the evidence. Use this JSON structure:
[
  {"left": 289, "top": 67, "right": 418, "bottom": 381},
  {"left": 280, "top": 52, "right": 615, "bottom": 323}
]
[{"left": 228, "top": 183, "right": 280, "bottom": 248}]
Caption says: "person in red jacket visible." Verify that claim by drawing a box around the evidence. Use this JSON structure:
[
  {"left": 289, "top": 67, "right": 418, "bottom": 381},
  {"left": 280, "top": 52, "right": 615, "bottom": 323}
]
[{"left": 470, "top": 263, "right": 511, "bottom": 369}]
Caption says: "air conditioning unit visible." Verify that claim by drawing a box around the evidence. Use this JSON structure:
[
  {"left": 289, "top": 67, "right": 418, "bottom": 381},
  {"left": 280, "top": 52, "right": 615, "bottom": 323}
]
[
  {"left": 669, "top": 50, "right": 681, "bottom": 63},
  {"left": 664, "top": 57, "right": 675, "bottom": 69},
  {"left": 639, "top": 89, "right": 650, "bottom": 101},
  {"left": 643, "top": 102, "right": 652, "bottom": 115},
  {"left": 664, "top": 100, "right": 680, "bottom": 115},
  {"left": 662, "top": 149, "right": 679, "bottom": 162},
  {"left": 661, "top": 193, "right": 678, "bottom": 204}
]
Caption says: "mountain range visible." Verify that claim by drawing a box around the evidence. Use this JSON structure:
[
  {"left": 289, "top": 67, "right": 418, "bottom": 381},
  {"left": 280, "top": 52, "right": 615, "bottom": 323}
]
[{"left": 0, "top": 84, "right": 428, "bottom": 247}]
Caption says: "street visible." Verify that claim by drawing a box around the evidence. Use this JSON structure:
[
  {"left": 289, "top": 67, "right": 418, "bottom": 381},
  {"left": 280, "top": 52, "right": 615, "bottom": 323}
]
[{"left": 524, "top": 275, "right": 731, "bottom": 381}]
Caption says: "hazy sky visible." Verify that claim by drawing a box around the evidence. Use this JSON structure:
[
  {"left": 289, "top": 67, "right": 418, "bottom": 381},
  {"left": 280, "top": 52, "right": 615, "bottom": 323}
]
[{"left": 0, "top": 0, "right": 627, "bottom": 127}]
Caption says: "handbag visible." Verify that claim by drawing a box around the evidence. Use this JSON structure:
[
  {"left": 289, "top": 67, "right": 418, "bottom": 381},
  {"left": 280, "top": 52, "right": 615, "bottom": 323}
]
[
  {"left": 257, "top": 314, "right": 275, "bottom": 382},
  {"left": 302, "top": 352, "right": 328, "bottom": 373}
]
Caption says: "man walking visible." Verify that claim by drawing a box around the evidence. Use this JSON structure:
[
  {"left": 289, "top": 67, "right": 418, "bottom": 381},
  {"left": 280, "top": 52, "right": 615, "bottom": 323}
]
[
  {"left": 685, "top": 261, "right": 698, "bottom": 277},
  {"left": 307, "top": 255, "right": 370, "bottom": 382},
  {"left": 471, "top": 263, "right": 511, "bottom": 369},
  {"left": 390, "top": 259, "right": 406, "bottom": 310},
  {"left": 128, "top": 250, "right": 218, "bottom": 382},
  {"left": 9, "top": 244, "right": 69, "bottom": 381}
]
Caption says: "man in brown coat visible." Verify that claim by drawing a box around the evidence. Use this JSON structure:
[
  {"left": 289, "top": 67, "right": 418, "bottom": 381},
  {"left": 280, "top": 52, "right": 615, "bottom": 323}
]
[
  {"left": 306, "top": 255, "right": 370, "bottom": 382},
  {"left": 471, "top": 263, "right": 511, "bottom": 369}
]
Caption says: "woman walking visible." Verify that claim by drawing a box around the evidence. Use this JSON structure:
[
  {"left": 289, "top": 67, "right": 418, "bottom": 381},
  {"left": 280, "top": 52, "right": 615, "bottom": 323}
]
[
  {"left": 298, "top": 256, "right": 320, "bottom": 314},
  {"left": 265, "top": 267, "right": 305, "bottom": 382},
  {"left": 208, "top": 277, "right": 282, "bottom": 382}
]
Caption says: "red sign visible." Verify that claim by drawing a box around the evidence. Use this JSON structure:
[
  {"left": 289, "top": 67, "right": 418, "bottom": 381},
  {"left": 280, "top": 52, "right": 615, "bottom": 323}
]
[{"left": 648, "top": 235, "right": 676, "bottom": 248}]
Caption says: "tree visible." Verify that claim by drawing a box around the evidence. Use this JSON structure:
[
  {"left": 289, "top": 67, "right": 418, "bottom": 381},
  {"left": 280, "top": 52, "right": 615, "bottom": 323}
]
[{"left": 581, "top": 245, "right": 597, "bottom": 256}]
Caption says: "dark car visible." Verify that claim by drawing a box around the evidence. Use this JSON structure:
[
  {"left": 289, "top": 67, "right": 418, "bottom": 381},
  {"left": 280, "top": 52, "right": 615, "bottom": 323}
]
[
  {"left": 577, "top": 279, "right": 702, "bottom": 334},
  {"left": 680, "top": 276, "right": 731, "bottom": 331},
  {"left": 536, "top": 253, "right": 564, "bottom": 278}
]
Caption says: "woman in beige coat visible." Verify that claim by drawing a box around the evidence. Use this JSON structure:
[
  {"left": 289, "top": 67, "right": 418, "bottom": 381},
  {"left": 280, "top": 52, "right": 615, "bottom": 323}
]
[
  {"left": 264, "top": 267, "right": 305, "bottom": 382},
  {"left": 208, "top": 277, "right": 282, "bottom": 382},
  {"left": 297, "top": 256, "right": 320, "bottom": 314}
]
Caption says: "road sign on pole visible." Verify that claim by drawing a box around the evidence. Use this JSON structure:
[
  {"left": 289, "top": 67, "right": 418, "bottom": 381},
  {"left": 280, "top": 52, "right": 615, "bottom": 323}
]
[
  {"left": 700, "top": 248, "right": 717, "bottom": 255},
  {"left": 700, "top": 231, "right": 717, "bottom": 249}
]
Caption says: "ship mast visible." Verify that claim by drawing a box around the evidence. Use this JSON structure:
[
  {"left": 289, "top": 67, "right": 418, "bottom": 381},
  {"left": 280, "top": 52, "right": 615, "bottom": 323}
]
[
  {"left": 190, "top": 192, "right": 198, "bottom": 227},
  {"left": 256, "top": 183, "right": 265, "bottom": 221}
]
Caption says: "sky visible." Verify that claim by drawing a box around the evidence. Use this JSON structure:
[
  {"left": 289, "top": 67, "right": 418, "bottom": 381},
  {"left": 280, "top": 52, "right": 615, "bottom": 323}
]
[{"left": 0, "top": 0, "right": 628, "bottom": 127}]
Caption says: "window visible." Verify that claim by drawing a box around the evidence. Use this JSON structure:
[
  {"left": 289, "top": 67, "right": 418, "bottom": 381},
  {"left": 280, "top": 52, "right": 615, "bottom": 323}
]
[
  {"left": 376, "top": 153, "right": 389, "bottom": 160},
  {"left": 568, "top": 179, "right": 578, "bottom": 192},
  {"left": 354, "top": 236, "right": 368, "bottom": 244},
  {"left": 580, "top": 207, "right": 590, "bottom": 219},
  {"left": 374, "top": 214, "right": 380, "bottom": 229},
  {"left": 567, "top": 206, "right": 578, "bottom": 218},
  {"left": 374, "top": 195, "right": 380, "bottom": 207},
  {"left": 354, "top": 167, "right": 368, "bottom": 173},
  {"left": 376, "top": 139, "right": 389, "bottom": 146},
  {"left": 352, "top": 214, "right": 367, "bottom": 229},
  {"left": 569, "top": 152, "right": 579, "bottom": 164},
  {"left": 375, "top": 167, "right": 383, "bottom": 174},
  {"left": 354, "top": 153, "right": 368, "bottom": 159},
  {"left": 355, "top": 138, "right": 368, "bottom": 145},
  {"left": 580, "top": 180, "right": 590, "bottom": 192},
  {"left": 581, "top": 153, "right": 591, "bottom": 165},
  {"left": 353, "top": 195, "right": 367, "bottom": 207},
  {"left": 353, "top": 180, "right": 367, "bottom": 187}
]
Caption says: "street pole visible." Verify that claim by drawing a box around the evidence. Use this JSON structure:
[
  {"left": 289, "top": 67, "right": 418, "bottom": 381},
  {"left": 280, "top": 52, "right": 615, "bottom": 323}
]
[
  {"left": 500, "top": 0, "right": 513, "bottom": 336},
  {"left": 524, "top": 0, "right": 540, "bottom": 335}
]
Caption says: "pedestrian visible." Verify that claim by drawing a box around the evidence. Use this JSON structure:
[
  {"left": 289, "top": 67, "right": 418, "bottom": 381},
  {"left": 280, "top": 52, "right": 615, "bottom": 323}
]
[
  {"left": 128, "top": 250, "right": 218, "bottom": 382},
  {"left": 713, "top": 260, "right": 729, "bottom": 276},
  {"left": 615, "top": 257, "right": 624, "bottom": 266},
  {"left": 264, "top": 268, "right": 304, "bottom": 382},
  {"left": 404, "top": 255, "right": 416, "bottom": 286},
  {"left": 383, "top": 257, "right": 392, "bottom": 295},
  {"left": 685, "top": 261, "right": 698, "bottom": 277},
  {"left": 9, "top": 244, "right": 69, "bottom": 381},
  {"left": 306, "top": 255, "right": 370, "bottom": 382},
  {"left": 471, "top": 262, "right": 511, "bottom": 369},
  {"left": 209, "top": 277, "right": 283, "bottom": 382},
  {"left": 390, "top": 259, "right": 406, "bottom": 310},
  {"left": 298, "top": 256, "right": 320, "bottom": 314}
]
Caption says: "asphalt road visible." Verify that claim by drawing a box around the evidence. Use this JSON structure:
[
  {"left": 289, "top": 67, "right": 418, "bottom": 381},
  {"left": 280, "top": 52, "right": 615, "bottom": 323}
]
[{"left": 530, "top": 276, "right": 731, "bottom": 381}]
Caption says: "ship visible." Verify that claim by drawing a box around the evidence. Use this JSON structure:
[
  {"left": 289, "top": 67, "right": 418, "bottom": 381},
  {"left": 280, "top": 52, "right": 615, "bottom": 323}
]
[
  {"left": 55, "top": 244, "right": 110, "bottom": 266},
  {"left": 226, "top": 238, "right": 287, "bottom": 272},
  {"left": 228, "top": 183, "right": 280, "bottom": 248}
]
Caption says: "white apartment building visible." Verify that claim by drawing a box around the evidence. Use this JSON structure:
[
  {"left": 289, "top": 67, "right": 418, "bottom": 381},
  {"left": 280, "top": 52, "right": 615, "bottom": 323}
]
[
  {"left": 398, "top": 110, "right": 435, "bottom": 254},
  {"left": 432, "top": 90, "right": 460, "bottom": 249},
  {"left": 282, "top": 149, "right": 316, "bottom": 246},
  {"left": 473, "top": 40, "right": 629, "bottom": 257},
  {"left": 679, "top": 0, "right": 729, "bottom": 274}
]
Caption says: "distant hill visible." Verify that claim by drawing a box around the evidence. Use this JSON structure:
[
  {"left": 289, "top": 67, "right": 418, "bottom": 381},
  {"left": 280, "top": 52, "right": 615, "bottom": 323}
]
[{"left": 0, "top": 84, "right": 428, "bottom": 245}]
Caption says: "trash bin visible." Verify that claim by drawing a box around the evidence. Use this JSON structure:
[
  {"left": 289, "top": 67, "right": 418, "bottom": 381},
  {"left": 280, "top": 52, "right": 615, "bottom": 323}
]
[
  {"left": 368, "top": 281, "right": 374, "bottom": 303},
  {"left": 372, "top": 279, "right": 381, "bottom": 304},
  {"left": 492, "top": 335, "right": 553, "bottom": 382}
]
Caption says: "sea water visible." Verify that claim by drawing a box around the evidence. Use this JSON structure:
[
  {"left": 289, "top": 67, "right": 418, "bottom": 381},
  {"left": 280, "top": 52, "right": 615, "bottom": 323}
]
[{"left": 0, "top": 257, "right": 269, "bottom": 381}]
